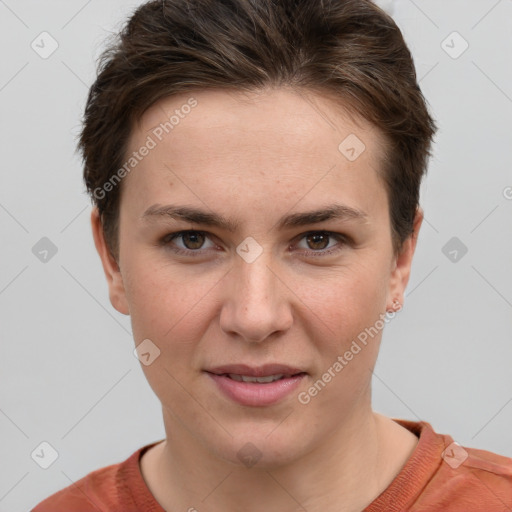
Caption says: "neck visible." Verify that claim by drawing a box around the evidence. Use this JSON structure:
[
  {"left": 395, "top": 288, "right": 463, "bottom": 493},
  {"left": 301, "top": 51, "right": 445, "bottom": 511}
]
[{"left": 141, "top": 406, "right": 417, "bottom": 512}]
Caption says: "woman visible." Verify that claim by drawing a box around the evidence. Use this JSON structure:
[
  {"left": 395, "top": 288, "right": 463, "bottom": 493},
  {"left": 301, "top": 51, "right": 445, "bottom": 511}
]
[{"left": 32, "top": 0, "right": 512, "bottom": 510}]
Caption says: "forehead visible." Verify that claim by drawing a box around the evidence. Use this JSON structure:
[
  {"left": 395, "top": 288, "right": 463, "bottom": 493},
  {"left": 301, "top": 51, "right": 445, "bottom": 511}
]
[
  {"left": 123, "top": 87, "right": 389, "bottom": 215},
  {"left": 137, "top": 87, "right": 385, "bottom": 158}
]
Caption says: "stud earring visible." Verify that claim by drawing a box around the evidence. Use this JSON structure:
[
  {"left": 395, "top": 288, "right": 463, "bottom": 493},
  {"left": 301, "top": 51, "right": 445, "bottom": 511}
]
[{"left": 387, "top": 299, "right": 402, "bottom": 313}]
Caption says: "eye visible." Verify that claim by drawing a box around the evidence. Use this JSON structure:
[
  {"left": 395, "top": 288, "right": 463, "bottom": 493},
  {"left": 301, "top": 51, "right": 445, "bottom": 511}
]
[
  {"left": 160, "top": 230, "right": 349, "bottom": 258},
  {"left": 294, "top": 231, "right": 348, "bottom": 256},
  {"left": 161, "top": 230, "right": 217, "bottom": 256}
]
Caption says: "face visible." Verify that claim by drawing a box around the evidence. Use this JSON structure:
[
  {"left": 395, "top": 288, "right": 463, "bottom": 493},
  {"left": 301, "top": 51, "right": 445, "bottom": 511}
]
[{"left": 92, "top": 87, "right": 420, "bottom": 467}]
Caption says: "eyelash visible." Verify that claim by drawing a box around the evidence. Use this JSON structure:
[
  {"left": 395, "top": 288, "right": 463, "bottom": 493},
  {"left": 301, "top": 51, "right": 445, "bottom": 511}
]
[{"left": 160, "top": 230, "right": 349, "bottom": 258}]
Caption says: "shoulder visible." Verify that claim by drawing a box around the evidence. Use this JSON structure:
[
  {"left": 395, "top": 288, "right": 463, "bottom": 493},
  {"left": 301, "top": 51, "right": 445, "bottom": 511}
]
[
  {"left": 424, "top": 441, "right": 512, "bottom": 509},
  {"left": 366, "top": 419, "right": 512, "bottom": 511},
  {"left": 400, "top": 420, "right": 512, "bottom": 511},
  {"left": 31, "top": 463, "right": 120, "bottom": 512},
  {"left": 31, "top": 442, "right": 161, "bottom": 512}
]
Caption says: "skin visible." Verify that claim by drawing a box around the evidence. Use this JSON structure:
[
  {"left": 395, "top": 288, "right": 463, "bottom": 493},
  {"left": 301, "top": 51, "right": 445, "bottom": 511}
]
[{"left": 92, "top": 87, "right": 422, "bottom": 512}]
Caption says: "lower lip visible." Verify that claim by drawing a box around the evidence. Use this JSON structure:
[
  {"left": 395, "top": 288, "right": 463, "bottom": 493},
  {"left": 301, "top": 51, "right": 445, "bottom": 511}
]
[{"left": 206, "top": 372, "right": 307, "bottom": 407}]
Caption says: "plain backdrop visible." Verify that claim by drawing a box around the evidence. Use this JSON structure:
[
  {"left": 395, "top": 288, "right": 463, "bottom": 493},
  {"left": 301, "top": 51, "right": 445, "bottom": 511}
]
[{"left": 1, "top": 0, "right": 511, "bottom": 510}]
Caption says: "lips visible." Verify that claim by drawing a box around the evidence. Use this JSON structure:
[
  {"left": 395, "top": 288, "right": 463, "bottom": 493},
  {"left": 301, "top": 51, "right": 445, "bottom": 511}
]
[
  {"left": 204, "top": 363, "right": 308, "bottom": 406},
  {"left": 206, "top": 371, "right": 307, "bottom": 406}
]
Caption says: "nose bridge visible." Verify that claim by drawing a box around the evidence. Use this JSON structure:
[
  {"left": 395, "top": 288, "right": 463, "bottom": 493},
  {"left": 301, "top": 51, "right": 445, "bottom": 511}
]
[
  {"left": 219, "top": 247, "right": 292, "bottom": 342},
  {"left": 238, "top": 252, "right": 275, "bottom": 304}
]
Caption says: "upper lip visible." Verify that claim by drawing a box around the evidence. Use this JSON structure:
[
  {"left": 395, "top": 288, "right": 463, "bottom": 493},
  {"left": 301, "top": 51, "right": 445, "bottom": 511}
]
[{"left": 205, "top": 364, "right": 307, "bottom": 377}]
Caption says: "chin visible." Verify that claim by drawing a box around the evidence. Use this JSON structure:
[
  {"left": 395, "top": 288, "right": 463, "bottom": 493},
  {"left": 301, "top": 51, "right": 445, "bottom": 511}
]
[{"left": 209, "top": 428, "right": 310, "bottom": 470}]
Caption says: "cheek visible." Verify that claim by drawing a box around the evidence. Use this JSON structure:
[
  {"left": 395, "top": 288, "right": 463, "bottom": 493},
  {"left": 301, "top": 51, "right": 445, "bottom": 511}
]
[
  {"left": 123, "top": 256, "right": 221, "bottom": 344},
  {"left": 301, "top": 270, "right": 389, "bottom": 404},
  {"left": 123, "top": 260, "right": 217, "bottom": 401},
  {"left": 297, "top": 260, "right": 390, "bottom": 338}
]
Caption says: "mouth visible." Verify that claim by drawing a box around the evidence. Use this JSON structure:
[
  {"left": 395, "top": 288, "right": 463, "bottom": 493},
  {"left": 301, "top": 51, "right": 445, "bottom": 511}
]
[
  {"left": 212, "top": 372, "right": 307, "bottom": 383},
  {"left": 204, "top": 365, "right": 308, "bottom": 406},
  {"left": 205, "top": 363, "right": 307, "bottom": 378}
]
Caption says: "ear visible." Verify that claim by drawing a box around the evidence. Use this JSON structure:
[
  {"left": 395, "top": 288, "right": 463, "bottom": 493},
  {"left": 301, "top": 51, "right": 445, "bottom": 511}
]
[
  {"left": 386, "top": 208, "right": 423, "bottom": 311},
  {"left": 90, "top": 207, "right": 130, "bottom": 316}
]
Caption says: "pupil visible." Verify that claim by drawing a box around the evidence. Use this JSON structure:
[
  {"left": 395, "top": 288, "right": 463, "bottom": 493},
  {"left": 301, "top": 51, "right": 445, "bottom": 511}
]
[{"left": 307, "top": 233, "right": 328, "bottom": 250}]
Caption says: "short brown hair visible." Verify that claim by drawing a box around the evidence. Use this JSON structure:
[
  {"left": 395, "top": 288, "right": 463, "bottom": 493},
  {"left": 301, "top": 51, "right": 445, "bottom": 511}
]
[{"left": 79, "top": 0, "right": 436, "bottom": 260}]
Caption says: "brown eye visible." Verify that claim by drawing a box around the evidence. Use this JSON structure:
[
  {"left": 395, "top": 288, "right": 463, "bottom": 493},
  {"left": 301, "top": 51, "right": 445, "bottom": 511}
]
[
  {"left": 305, "top": 233, "right": 330, "bottom": 251},
  {"left": 180, "top": 231, "right": 206, "bottom": 250},
  {"left": 162, "top": 230, "right": 216, "bottom": 256},
  {"left": 295, "top": 231, "right": 348, "bottom": 256}
]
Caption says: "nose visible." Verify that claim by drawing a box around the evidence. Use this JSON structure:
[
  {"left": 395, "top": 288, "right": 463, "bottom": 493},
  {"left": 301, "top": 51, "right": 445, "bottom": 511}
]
[{"left": 219, "top": 252, "right": 293, "bottom": 343}]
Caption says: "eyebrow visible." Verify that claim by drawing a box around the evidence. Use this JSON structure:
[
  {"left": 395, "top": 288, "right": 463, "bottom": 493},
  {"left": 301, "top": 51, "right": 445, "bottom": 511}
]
[{"left": 141, "top": 203, "right": 368, "bottom": 232}]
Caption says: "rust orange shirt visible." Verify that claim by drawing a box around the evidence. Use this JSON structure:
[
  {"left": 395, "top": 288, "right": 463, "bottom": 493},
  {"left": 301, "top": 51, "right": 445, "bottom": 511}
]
[{"left": 32, "top": 419, "right": 512, "bottom": 511}]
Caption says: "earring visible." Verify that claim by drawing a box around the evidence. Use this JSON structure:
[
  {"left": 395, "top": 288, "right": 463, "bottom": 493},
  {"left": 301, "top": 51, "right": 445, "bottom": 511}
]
[{"left": 387, "top": 299, "right": 402, "bottom": 313}]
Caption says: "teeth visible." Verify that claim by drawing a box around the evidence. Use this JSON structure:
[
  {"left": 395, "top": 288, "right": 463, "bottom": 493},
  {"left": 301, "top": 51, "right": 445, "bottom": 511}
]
[{"left": 228, "top": 373, "right": 286, "bottom": 383}]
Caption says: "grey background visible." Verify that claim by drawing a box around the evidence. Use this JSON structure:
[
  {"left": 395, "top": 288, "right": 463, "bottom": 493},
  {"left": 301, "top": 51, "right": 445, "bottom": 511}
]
[{"left": 1, "top": 0, "right": 511, "bottom": 510}]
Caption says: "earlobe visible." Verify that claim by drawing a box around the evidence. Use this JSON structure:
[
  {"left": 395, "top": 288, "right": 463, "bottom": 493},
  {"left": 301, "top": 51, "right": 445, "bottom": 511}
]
[
  {"left": 90, "top": 208, "right": 130, "bottom": 316},
  {"left": 386, "top": 208, "right": 423, "bottom": 311}
]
